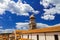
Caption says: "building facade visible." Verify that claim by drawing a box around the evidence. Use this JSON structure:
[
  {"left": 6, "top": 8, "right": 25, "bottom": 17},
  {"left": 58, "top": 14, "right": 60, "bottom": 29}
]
[
  {"left": 0, "top": 33, "right": 15, "bottom": 40},
  {"left": 19, "top": 27, "right": 60, "bottom": 40},
  {"left": 15, "top": 14, "right": 60, "bottom": 40}
]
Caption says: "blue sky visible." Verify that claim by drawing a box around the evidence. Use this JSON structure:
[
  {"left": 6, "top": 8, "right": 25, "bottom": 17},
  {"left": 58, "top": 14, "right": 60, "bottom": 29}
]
[{"left": 0, "top": 0, "right": 60, "bottom": 32}]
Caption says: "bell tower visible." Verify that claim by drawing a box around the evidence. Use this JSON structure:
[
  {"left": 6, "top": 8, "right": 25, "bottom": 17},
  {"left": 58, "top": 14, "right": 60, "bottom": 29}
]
[{"left": 29, "top": 14, "right": 36, "bottom": 30}]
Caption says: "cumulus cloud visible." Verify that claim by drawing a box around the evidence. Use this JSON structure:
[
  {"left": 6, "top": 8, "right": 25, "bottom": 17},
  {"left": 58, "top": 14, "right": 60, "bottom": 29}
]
[
  {"left": 0, "top": 0, "right": 10, "bottom": 14},
  {"left": 0, "top": 26, "right": 15, "bottom": 33},
  {"left": 40, "top": 0, "right": 60, "bottom": 20},
  {"left": 16, "top": 23, "right": 29, "bottom": 30},
  {"left": 16, "top": 22, "right": 60, "bottom": 30},
  {"left": 0, "top": 29, "right": 15, "bottom": 33},
  {"left": 40, "top": 0, "right": 51, "bottom": 8},
  {"left": 37, "top": 23, "right": 49, "bottom": 28},
  {"left": 0, "top": 0, "right": 39, "bottom": 16},
  {"left": 41, "top": 15, "right": 55, "bottom": 20},
  {"left": 3, "top": 29, "right": 15, "bottom": 33},
  {"left": 16, "top": 22, "right": 49, "bottom": 30},
  {"left": 52, "top": 23, "right": 60, "bottom": 26}
]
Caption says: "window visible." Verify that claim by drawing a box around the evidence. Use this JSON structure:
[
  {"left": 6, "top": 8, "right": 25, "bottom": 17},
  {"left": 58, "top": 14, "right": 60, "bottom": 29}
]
[
  {"left": 54, "top": 35, "right": 58, "bottom": 40},
  {"left": 37, "top": 35, "right": 39, "bottom": 40},
  {"left": 28, "top": 35, "right": 29, "bottom": 39}
]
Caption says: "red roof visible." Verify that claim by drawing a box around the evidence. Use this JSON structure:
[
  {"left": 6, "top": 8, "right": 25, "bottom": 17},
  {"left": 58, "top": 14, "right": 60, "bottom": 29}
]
[{"left": 16, "top": 26, "right": 60, "bottom": 34}]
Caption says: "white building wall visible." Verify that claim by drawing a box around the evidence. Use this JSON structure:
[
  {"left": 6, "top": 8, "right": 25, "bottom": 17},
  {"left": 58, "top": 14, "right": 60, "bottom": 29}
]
[
  {"left": 32, "top": 34, "right": 37, "bottom": 40},
  {"left": 39, "top": 33, "right": 45, "bottom": 40},
  {"left": 21, "top": 32, "right": 60, "bottom": 40},
  {"left": 23, "top": 34, "right": 28, "bottom": 38},
  {"left": 46, "top": 32, "right": 60, "bottom": 40},
  {"left": 59, "top": 33, "right": 60, "bottom": 40},
  {"left": 30, "top": 33, "right": 45, "bottom": 40},
  {"left": 29, "top": 34, "right": 32, "bottom": 39},
  {"left": 46, "top": 33, "right": 54, "bottom": 40}
]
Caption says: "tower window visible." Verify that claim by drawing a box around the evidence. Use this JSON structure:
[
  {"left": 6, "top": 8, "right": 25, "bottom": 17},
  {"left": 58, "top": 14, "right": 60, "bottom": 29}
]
[
  {"left": 37, "top": 35, "right": 39, "bottom": 40},
  {"left": 54, "top": 35, "right": 58, "bottom": 40}
]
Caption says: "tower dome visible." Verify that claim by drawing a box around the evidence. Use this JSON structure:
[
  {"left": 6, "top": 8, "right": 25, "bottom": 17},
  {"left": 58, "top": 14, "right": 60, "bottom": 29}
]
[{"left": 30, "top": 14, "right": 35, "bottom": 19}]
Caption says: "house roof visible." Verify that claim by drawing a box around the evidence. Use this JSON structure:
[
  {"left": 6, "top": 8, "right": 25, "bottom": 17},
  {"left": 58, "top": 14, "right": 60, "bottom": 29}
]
[
  {"left": 16, "top": 26, "right": 60, "bottom": 34},
  {"left": 19, "top": 38, "right": 32, "bottom": 40}
]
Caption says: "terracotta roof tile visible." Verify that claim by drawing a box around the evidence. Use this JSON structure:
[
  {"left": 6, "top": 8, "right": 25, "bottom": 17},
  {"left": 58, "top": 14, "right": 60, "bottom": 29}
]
[
  {"left": 16, "top": 26, "right": 60, "bottom": 34},
  {"left": 19, "top": 38, "right": 32, "bottom": 40}
]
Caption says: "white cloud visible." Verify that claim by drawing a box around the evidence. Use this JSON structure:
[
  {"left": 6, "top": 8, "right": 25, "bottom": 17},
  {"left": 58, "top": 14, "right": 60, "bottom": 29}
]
[
  {"left": 40, "top": 0, "right": 51, "bottom": 8},
  {"left": 37, "top": 23, "right": 49, "bottom": 28},
  {"left": 3, "top": 29, "right": 15, "bottom": 33},
  {"left": 52, "top": 23, "right": 60, "bottom": 26},
  {"left": 16, "top": 22, "right": 60, "bottom": 30},
  {"left": 0, "top": 29, "right": 4, "bottom": 33},
  {"left": 32, "top": 11, "right": 39, "bottom": 14},
  {"left": 41, "top": 15, "right": 55, "bottom": 20},
  {"left": 0, "top": 0, "right": 39, "bottom": 16},
  {"left": 16, "top": 22, "right": 49, "bottom": 30},
  {"left": 16, "top": 22, "right": 29, "bottom": 30},
  {"left": 0, "top": 29, "right": 15, "bottom": 33},
  {"left": 40, "top": 0, "right": 60, "bottom": 8},
  {"left": 0, "top": 0, "right": 10, "bottom": 14},
  {"left": 0, "top": 26, "right": 14, "bottom": 33},
  {"left": 40, "top": 0, "right": 60, "bottom": 20},
  {"left": 47, "top": 23, "right": 60, "bottom": 27}
]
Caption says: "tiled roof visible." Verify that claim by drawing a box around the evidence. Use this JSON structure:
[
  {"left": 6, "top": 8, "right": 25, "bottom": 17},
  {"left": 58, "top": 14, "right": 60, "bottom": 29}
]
[
  {"left": 16, "top": 26, "right": 60, "bottom": 34},
  {"left": 19, "top": 38, "right": 32, "bottom": 40}
]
